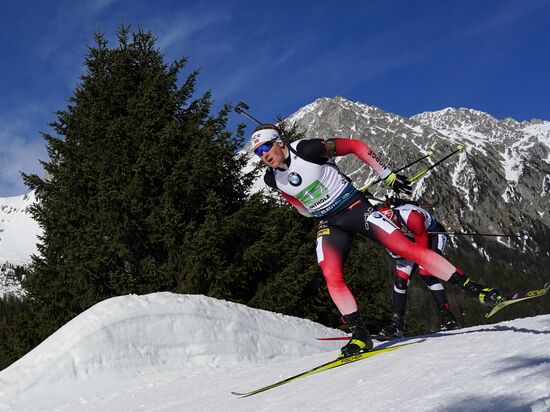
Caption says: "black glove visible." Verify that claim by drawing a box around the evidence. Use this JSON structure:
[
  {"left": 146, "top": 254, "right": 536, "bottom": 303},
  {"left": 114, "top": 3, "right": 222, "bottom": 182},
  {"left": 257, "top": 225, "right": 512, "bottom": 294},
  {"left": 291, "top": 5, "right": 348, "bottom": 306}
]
[{"left": 384, "top": 172, "right": 412, "bottom": 195}]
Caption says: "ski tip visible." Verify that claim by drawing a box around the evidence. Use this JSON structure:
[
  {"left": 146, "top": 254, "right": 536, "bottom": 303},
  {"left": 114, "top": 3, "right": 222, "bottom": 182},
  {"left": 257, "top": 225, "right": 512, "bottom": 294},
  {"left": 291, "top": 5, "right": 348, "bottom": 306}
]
[
  {"left": 485, "top": 310, "right": 498, "bottom": 319},
  {"left": 316, "top": 336, "right": 350, "bottom": 341}
]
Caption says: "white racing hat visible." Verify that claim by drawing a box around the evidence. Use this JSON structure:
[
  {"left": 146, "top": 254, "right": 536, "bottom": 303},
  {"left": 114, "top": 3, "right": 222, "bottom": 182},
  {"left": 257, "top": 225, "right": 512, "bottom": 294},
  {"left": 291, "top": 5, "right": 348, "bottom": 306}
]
[{"left": 250, "top": 127, "right": 282, "bottom": 151}]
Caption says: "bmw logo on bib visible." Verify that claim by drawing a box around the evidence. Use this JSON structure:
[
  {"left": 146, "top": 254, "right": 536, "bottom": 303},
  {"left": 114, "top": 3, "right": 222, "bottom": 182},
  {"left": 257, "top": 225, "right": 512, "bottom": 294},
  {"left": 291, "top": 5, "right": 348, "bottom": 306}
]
[{"left": 288, "top": 172, "right": 302, "bottom": 186}]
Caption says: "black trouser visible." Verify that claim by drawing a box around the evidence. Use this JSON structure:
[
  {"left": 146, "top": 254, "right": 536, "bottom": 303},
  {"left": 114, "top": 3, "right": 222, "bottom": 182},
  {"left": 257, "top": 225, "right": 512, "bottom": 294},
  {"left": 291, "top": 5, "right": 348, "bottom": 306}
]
[{"left": 315, "top": 197, "right": 456, "bottom": 316}]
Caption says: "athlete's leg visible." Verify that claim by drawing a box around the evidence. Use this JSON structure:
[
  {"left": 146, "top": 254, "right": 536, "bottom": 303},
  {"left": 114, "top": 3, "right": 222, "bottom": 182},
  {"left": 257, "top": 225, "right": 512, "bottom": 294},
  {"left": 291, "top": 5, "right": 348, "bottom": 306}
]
[
  {"left": 316, "top": 222, "right": 373, "bottom": 355},
  {"left": 315, "top": 224, "right": 356, "bottom": 315},
  {"left": 419, "top": 273, "right": 450, "bottom": 310},
  {"left": 393, "top": 259, "right": 415, "bottom": 316},
  {"left": 363, "top": 212, "right": 503, "bottom": 305},
  {"left": 417, "top": 232, "right": 452, "bottom": 311},
  {"left": 364, "top": 212, "right": 456, "bottom": 281},
  {"left": 379, "top": 259, "right": 414, "bottom": 337}
]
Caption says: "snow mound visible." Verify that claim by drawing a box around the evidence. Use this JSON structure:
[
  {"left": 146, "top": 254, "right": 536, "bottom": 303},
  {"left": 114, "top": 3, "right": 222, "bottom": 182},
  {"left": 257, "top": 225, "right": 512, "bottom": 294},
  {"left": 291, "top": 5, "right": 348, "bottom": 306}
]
[{"left": 0, "top": 293, "right": 342, "bottom": 397}]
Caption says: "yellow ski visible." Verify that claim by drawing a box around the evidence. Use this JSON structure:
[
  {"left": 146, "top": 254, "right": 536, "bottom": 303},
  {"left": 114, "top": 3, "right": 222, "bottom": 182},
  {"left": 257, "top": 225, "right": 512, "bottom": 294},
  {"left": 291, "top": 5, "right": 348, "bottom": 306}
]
[
  {"left": 485, "top": 283, "right": 549, "bottom": 318},
  {"left": 231, "top": 339, "right": 425, "bottom": 398}
]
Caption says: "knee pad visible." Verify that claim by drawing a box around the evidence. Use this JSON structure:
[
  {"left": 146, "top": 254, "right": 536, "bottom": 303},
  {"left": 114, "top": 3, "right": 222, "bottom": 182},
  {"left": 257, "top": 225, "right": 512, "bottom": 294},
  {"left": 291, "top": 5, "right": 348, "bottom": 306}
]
[{"left": 394, "top": 276, "right": 409, "bottom": 293}]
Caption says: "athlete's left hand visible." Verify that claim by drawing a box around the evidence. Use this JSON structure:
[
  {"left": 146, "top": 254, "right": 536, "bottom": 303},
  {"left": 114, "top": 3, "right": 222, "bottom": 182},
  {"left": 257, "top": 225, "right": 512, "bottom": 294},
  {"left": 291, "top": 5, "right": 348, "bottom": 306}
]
[{"left": 384, "top": 172, "right": 412, "bottom": 195}]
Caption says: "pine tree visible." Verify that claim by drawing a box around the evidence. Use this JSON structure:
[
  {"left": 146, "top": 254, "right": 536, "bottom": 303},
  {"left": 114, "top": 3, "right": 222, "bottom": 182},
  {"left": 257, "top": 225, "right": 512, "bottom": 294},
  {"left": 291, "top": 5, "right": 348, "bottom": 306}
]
[
  {"left": 344, "top": 240, "right": 395, "bottom": 330},
  {"left": 0, "top": 294, "right": 28, "bottom": 369},
  {"left": 20, "top": 26, "right": 254, "bottom": 347}
]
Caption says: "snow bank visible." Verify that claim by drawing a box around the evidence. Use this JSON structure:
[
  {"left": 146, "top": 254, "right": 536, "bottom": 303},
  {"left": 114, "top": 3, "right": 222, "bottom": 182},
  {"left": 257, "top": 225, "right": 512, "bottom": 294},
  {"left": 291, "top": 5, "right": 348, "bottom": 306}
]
[
  {"left": 0, "top": 293, "right": 342, "bottom": 397},
  {"left": 2, "top": 295, "right": 550, "bottom": 412}
]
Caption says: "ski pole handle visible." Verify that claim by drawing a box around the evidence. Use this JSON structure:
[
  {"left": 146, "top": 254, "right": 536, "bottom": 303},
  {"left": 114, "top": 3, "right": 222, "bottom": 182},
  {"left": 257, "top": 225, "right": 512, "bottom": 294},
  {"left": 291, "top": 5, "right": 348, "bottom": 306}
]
[
  {"left": 235, "top": 102, "right": 264, "bottom": 126},
  {"left": 359, "top": 150, "right": 434, "bottom": 192}
]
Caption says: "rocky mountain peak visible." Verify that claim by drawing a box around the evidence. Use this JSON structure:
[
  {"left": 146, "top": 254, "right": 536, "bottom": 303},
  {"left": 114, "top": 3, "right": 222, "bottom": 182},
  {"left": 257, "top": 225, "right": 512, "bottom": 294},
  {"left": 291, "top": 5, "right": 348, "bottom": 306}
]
[{"left": 283, "top": 97, "right": 550, "bottom": 263}]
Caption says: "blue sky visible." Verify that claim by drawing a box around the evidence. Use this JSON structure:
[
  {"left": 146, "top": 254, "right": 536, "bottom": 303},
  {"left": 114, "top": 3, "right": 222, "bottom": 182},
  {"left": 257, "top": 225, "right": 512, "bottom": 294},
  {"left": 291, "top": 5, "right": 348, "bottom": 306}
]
[{"left": 1, "top": 0, "right": 549, "bottom": 196}]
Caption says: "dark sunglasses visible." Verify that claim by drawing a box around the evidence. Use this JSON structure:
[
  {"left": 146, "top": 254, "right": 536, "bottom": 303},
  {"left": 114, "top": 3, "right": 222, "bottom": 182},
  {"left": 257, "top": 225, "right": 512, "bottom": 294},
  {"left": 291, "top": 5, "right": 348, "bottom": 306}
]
[{"left": 254, "top": 141, "right": 274, "bottom": 156}]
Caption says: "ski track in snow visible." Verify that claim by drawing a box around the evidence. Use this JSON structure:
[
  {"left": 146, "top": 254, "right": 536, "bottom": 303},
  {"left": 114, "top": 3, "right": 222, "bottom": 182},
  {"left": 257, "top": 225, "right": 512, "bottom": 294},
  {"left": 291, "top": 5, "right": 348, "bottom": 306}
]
[{"left": 1, "top": 293, "right": 549, "bottom": 412}]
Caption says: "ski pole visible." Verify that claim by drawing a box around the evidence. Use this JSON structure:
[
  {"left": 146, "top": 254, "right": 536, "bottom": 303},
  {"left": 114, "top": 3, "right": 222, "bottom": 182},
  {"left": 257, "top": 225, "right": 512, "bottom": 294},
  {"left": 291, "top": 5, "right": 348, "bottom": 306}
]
[
  {"left": 428, "top": 231, "right": 528, "bottom": 239},
  {"left": 362, "top": 192, "right": 387, "bottom": 203},
  {"left": 359, "top": 150, "right": 434, "bottom": 192},
  {"left": 410, "top": 145, "right": 464, "bottom": 183},
  {"left": 235, "top": 101, "right": 264, "bottom": 126}
]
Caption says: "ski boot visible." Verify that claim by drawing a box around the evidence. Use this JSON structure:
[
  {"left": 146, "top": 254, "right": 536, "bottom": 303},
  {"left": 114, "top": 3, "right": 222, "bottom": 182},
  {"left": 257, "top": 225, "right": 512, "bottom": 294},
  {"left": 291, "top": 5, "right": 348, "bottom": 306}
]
[
  {"left": 340, "top": 312, "right": 373, "bottom": 358},
  {"left": 449, "top": 272, "right": 504, "bottom": 306},
  {"left": 439, "top": 309, "right": 458, "bottom": 331},
  {"left": 378, "top": 313, "right": 405, "bottom": 339}
]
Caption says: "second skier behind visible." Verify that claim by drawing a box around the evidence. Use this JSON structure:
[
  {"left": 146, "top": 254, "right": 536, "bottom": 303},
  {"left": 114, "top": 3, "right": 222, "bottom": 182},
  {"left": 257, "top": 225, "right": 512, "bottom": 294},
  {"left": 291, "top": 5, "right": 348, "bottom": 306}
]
[{"left": 377, "top": 202, "right": 458, "bottom": 339}]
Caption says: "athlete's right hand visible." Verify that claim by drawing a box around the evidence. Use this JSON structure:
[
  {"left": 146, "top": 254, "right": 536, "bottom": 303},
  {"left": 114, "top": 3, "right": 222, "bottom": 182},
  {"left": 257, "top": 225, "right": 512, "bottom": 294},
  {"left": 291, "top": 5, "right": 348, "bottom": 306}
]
[{"left": 384, "top": 172, "right": 412, "bottom": 195}]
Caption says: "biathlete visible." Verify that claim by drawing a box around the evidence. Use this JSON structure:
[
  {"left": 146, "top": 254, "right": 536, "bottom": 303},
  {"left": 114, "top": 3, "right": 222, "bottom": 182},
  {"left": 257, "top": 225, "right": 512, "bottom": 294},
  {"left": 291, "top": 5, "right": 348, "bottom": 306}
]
[
  {"left": 251, "top": 124, "right": 502, "bottom": 357},
  {"left": 377, "top": 202, "right": 458, "bottom": 338}
]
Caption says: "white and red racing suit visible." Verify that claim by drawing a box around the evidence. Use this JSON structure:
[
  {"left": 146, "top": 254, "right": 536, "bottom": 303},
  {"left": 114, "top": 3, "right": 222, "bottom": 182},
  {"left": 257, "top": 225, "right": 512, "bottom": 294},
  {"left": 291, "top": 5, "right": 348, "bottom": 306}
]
[
  {"left": 264, "top": 138, "right": 459, "bottom": 316},
  {"left": 387, "top": 204, "right": 452, "bottom": 315}
]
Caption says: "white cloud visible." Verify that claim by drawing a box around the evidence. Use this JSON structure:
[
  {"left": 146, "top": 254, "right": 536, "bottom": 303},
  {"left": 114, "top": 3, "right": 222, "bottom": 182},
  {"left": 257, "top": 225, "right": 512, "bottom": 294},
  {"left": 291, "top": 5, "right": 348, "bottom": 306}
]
[
  {"left": 86, "top": 0, "right": 118, "bottom": 13},
  {"left": 0, "top": 107, "right": 49, "bottom": 196}
]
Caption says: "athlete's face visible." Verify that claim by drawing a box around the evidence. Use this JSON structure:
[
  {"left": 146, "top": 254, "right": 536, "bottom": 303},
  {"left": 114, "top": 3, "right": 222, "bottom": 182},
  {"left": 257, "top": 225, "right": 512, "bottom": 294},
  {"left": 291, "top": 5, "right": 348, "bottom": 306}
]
[{"left": 258, "top": 142, "right": 287, "bottom": 168}]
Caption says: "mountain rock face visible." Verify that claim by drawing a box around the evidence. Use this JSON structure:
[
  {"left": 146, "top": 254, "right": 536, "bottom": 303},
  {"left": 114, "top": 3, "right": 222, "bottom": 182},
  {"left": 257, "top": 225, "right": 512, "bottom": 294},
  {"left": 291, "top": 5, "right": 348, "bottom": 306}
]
[{"left": 284, "top": 97, "right": 550, "bottom": 268}]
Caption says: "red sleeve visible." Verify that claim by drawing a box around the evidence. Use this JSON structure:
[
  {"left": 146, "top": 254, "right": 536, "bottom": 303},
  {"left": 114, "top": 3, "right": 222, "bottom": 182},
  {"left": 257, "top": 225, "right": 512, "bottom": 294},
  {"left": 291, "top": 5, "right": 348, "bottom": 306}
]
[
  {"left": 406, "top": 211, "right": 429, "bottom": 248},
  {"left": 332, "top": 138, "right": 391, "bottom": 178},
  {"left": 281, "top": 192, "right": 312, "bottom": 217}
]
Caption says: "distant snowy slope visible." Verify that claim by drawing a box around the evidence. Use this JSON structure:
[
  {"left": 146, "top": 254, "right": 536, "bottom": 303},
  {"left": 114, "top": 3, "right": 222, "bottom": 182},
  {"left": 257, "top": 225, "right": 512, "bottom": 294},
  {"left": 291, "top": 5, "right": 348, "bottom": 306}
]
[
  {"left": 0, "top": 191, "right": 40, "bottom": 297},
  {"left": 0, "top": 191, "right": 40, "bottom": 264},
  {"left": 412, "top": 108, "right": 550, "bottom": 186},
  {"left": 1, "top": 292, "right": 549, "bottom": 412}
]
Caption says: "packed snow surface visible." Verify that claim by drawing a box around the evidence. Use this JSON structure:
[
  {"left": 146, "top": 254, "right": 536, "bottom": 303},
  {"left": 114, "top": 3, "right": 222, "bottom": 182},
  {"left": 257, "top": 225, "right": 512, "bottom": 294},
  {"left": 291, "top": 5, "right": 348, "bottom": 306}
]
[{"left": 1, "top": 293, "right": 549, "bottom": 412}]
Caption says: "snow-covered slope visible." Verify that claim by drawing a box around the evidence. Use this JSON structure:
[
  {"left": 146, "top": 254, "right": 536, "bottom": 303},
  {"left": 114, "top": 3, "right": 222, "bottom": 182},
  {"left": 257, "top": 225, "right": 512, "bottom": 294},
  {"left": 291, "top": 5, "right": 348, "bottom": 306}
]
[
  {"left": 1, "top": 293, "right": 549, "bottom": 412},
  {"left": 0, "top": 192, "right": 40, "bottom": 264},
  {"left": 412, "top": 107, "right": 550, "bottom": 188},
  {"left": 0, "top": 294, "right": 343, "bottom": 400},
  {"left": 0, "top": 191, "right": 40, "bottom": 297}
]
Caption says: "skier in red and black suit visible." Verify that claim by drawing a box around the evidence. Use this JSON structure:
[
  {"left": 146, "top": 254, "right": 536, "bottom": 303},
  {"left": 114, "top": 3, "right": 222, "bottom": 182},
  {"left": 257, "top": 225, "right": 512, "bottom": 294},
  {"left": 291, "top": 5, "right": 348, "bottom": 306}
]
[
  {"left": 377, "top": 203, "right": 458, "bottom": 338},
  {"left": 251, "top": 124, "right": 502, "bottom": 357}
]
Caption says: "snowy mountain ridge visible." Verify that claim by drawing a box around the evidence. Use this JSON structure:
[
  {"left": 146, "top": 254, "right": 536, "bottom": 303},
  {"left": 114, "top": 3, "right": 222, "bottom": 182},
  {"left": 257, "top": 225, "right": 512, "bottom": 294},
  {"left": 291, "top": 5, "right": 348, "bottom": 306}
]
[
  {"left": 284, "top": 97, "right": 550, "bottom": 263},
  {"left": 1, "top": 292, "right": 549, "bottom": 411},
  {"left": 412, "top": 107, "right": 550, "bottom": 184}
]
